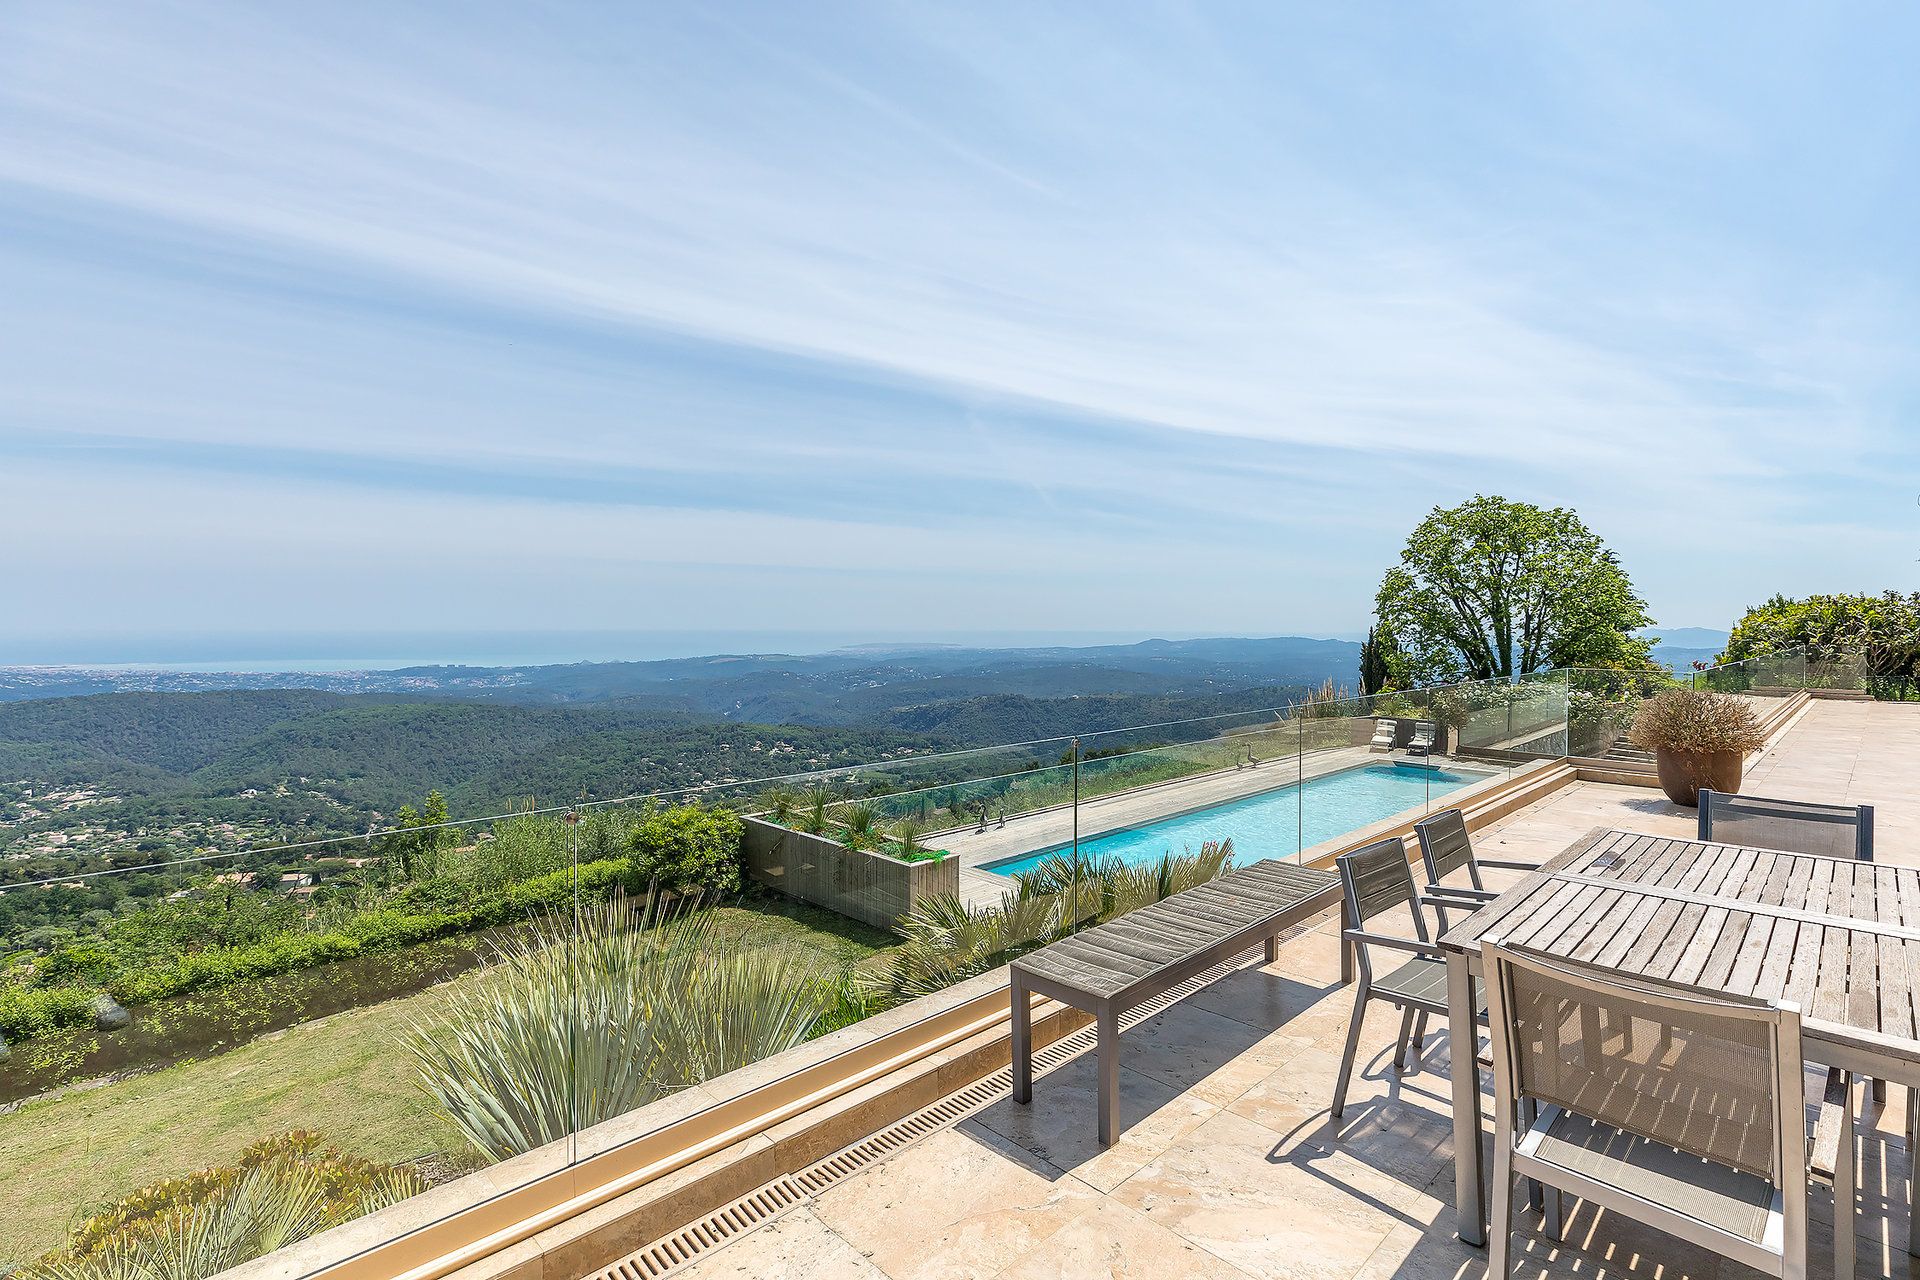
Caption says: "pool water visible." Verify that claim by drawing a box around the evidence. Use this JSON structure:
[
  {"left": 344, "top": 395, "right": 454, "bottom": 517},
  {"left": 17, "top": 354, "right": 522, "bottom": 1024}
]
[{"left": 983, "top": 761, "right": 1491, "bottom": 877}]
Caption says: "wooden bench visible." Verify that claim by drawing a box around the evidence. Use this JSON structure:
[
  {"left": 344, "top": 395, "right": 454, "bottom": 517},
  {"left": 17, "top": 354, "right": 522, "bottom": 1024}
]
[{"left": 1009, "top": 858, "right": 1340, "bottom": 1144}]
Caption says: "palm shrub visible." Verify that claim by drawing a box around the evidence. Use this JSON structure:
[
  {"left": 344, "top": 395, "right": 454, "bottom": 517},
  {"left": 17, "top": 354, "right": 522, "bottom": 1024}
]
[
  {"left": 406, "top": 896, "right": 847, "bottom": 1162},
  {"left": 1102, "top": 841, "right": 1235, "bottom": 917},
  {"left": 1011, "top": 842, "right": 1234, "bottom": 921}
]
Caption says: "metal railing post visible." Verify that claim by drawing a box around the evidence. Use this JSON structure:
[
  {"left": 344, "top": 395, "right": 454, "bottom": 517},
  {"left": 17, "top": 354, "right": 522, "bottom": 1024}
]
[{"left": 1070, "top": 737, "right": 1081, "bottom": 878}]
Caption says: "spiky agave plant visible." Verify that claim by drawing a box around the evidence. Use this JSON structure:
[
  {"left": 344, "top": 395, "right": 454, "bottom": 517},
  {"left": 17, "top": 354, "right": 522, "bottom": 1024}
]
[{"left": 406, "top": 896, "right": 847, "bottom": 1162}]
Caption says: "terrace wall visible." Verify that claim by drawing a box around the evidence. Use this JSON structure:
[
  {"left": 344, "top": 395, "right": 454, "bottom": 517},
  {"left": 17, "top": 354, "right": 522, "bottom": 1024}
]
[{"left": 740, "top": 817, "right": 957, "bottom": 930}]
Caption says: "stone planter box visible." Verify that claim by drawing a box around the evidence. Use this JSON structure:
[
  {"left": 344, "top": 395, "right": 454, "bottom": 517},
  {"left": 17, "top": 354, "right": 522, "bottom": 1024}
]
[{"left": 740, "top": 817, "right": 958, "bottom": 930}]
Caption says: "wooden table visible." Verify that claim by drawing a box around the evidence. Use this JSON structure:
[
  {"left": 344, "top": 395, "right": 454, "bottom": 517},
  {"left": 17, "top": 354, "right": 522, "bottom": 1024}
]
[
  {"left": 1011, "top": 858, "right": 1338, "bottom": 1145},
  {"left": 1440, "top": 826, "right": 1920, "bottom": 1247}
]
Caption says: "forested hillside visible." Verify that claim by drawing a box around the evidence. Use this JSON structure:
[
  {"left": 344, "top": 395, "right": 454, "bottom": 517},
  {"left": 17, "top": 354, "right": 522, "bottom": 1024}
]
[{"left": 0, "top": 635, "right": 1353, "bottom": 958}]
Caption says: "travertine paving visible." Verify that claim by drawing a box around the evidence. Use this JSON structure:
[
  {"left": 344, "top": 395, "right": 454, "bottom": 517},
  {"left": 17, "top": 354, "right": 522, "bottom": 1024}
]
[{"left": 676, "top": 701, "right": 1920, "bottom": 1280}]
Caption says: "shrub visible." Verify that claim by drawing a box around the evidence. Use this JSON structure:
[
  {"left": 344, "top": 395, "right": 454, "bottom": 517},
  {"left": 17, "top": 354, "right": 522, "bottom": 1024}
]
[
  {"left": 1629, "top": 689, "right": 1767, "bottom": 756},
  {"left": 406, "top": 897, "right": 846, "bottom": 1160},
  {"left": 17, "top": 1131, "right": 424, "bottom": 1280},
  {"left": 629, "top": 803, "right": 744, "bottom": 896},
  {"left": 860, "top": 843, "right": 1235, "bottom": 1004}
]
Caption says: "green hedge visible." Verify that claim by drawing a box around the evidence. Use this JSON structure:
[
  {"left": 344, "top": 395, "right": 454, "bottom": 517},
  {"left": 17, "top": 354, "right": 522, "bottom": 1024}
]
[{"left": 0, "top": 857, "right": 641, "bottom": 1040}]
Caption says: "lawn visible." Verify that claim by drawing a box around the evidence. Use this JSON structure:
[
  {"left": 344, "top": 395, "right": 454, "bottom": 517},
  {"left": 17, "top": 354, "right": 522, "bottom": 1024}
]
[{"left": 0, "top": 898, "right": 898, "bottom": 1266}]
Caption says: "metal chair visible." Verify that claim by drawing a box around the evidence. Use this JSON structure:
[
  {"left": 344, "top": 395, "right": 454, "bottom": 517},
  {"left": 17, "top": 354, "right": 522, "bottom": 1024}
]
[
  {"left": 1368, "top": 718, "right": 1398, "bottom": 752},
  {"left": 1333, "top": 837, "right": 1482, "bottom": 1116},
  {"left": 1700, "top": 788, "right": 1886, "bottom": 1112},
  {"left": 1407, "top": 720, "right": 1437, "bottom": 757},
  {"left": 1698, "top": 789, "right": 1874, "bottom": 861},
  {"left": 1414, "top": 808, "right": 1539, "bottom": 927},
  {"left": 1480, "top": 937, "right": 1854, "bottom": 1280}
]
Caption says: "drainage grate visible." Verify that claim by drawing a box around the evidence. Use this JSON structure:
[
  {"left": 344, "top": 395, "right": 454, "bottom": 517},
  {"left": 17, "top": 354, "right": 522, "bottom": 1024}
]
[{"left": 581, "top": 937, "right": 1305, "bottom": 1280}]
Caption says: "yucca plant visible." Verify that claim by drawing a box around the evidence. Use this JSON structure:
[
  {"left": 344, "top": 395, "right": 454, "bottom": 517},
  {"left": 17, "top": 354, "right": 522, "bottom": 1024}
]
[
  {"left": 889, "top": 816, "right": 932, "bottom": 861},
  {"left": 836, "top": 800, "right": 880, "bottom": 851},
  {"left": 759, "top": 786, "right": 799, "bottom": 827},
  {"left": 797, "top": 786, "right": 835, "bottom": 835},
  {"left": 1102, "top": 841, "right": 1235, "bottom": 918},
  {"left": 20, "top": 1136, "right": 424, "bottom": 1280},
  {"left": 405, "top": 895, "right": 848, "bottom": 1162}
]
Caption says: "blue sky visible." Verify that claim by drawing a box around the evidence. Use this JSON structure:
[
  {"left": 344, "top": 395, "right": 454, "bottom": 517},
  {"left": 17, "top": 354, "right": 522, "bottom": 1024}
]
[{"left": 2, "top": 2, "right": 1917, "bottom": 661}]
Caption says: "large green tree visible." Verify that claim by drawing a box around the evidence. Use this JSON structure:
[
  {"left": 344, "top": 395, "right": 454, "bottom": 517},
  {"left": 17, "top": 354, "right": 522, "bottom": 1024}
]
[
  {"left": 1722, "top": 591, "right": 1920, "bottom": 678},
  {"left": 1373, "top": 495, "right": 1653, "bottom": 683}
]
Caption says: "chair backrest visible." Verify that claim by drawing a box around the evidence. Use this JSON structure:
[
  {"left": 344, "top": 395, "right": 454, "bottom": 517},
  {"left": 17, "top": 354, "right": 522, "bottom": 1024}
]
[
  {"left": 1337, "top": 837, "right": 1427, "bottom": 939},
  {"left": 1414, "top": 808, "right": 1475, "bottom": 885},
  {"left": 1480, "top": 937, "right": 1801, "bottom": 1191},
  {"left": 1698, "top": 789, "right": 1875, "bottom": 861},
  {"left": 1410, "top": 720, "right": 1436, "bottom": 742}
]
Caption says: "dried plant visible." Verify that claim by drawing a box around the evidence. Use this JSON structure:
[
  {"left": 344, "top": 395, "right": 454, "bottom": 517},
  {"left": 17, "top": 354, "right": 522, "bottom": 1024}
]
[{"left": 1628, "top": 688, "right": 1767, "bottom": 755}]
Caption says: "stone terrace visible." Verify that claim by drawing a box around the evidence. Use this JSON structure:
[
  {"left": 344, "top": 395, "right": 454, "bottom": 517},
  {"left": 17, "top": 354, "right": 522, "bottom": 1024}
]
[{"left": 671, "top": 700, "right": 1920, "bottom": 1280}]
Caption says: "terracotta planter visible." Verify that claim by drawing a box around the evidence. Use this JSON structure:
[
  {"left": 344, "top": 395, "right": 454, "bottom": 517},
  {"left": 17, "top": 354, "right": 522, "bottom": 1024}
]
[{"left": 1653, "top": 748, "right": 1744, "bottom": 807}]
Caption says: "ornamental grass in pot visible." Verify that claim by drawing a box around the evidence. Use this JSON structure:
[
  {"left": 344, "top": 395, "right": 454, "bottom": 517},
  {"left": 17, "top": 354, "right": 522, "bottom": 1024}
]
[{"left": 1628, "top": 688, "right": 1768, "bottom": 807}]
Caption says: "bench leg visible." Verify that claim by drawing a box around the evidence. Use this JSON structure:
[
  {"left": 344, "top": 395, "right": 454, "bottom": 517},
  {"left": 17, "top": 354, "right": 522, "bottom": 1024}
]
[
  {"left": 1097, "top": 1005, "right": 1120, "bottom": 1147},
  {"left": 1011, "top": 975, "right": 1032, "bottom": 1105},
  {"left": 1264, "top": 932, "right": 1280, "bottom": 965}
]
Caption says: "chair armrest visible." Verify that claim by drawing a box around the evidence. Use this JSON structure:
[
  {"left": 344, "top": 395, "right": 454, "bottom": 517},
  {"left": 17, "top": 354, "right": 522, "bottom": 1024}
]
[
  {"left": 1424, "top": 883, "right": 1498, "bottom": 903},
  {"left": 1341, "top": 929, "right": 1444, "bottom": 960},
  {"left": 1809, "top": 1070, "right": 1853, "bottom": 1182},
  {"left": 1477, "top": 857, "right": 1541, "bottom": 872}
]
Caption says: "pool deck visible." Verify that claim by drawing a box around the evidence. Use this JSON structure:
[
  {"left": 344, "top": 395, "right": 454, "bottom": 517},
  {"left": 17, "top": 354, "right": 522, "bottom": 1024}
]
[
  {"left": 668, "top": 700, "right": 1920, "bottom": 1280},
  {"left": 941, "top": 745, "right": 1516, "bottom": 907}
]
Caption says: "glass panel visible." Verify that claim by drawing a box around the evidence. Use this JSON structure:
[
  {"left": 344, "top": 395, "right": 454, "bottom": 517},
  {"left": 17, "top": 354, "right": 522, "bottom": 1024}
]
[{"left": 0, "top": 807, "right": 574, "bottom": 1277}]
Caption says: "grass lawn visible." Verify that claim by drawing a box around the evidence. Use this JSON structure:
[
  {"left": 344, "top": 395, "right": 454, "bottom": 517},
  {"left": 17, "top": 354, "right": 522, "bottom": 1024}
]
[{"left": 0, "top": 896, "right": 898, "bottom": 1266}]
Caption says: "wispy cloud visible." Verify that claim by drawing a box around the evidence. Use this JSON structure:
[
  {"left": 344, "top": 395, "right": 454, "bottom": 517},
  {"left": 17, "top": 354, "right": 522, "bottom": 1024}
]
[{"left": 0, "top": 1, "right": 1915, "bottom": 647}]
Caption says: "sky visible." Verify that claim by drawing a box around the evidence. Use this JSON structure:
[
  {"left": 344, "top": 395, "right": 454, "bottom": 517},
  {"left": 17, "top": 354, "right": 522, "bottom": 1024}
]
[{"left": 2, "top": 2, "right": 1917, "bottom": 663}]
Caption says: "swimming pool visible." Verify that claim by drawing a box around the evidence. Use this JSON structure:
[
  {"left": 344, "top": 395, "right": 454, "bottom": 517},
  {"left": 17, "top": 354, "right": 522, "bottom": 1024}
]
[{"left": 982, "top": 761, "right": 1492, "bottom": 877}]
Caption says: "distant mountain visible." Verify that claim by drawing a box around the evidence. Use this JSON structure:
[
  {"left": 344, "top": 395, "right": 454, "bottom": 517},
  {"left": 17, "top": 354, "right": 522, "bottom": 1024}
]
[
  {"left": 1640, "top": 627, "right": 1730, "bottom": 672},
  {"left": 1643, "top": 627, "right": 1730, "bottom": 649},
  {"left": 0, "top": 635, "right": 1364, "bottom": 709},
  {"left": 0, "top": 636, "right": 1358, "bottom": 876}
]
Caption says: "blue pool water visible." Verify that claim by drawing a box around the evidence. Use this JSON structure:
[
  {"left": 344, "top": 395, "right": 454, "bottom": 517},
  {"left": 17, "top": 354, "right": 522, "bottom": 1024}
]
[{"left": 983, "top": 762, "right": 1490, "bottom": 877}]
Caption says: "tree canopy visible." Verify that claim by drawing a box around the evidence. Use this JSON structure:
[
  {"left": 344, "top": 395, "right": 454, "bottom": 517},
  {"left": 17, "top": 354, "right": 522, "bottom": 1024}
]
[
  {"left": 1723, "top": 591, "right": 1920, "bottom": 679},
  {"left": 1373, "top": 495, "right": 1652, "bottom": 684}
]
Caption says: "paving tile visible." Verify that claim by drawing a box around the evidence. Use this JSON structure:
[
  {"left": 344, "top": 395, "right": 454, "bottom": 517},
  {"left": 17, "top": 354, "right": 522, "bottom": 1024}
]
[
  {"left": 810, "top": 1126, "right": 1100, "bottom": 1280},
  {"left": 988, "top": 1198, "right": 1254, "bottom": 1280},
  {"left": 671, "top": 1208, "right": 888, "bottom": 1280},
  {"left": 968, "top": 1057, "right": 1217, "bottom": 1193},
  {"left": 1108, "top": 1109, "right": 1440, "bottom": 1280}
]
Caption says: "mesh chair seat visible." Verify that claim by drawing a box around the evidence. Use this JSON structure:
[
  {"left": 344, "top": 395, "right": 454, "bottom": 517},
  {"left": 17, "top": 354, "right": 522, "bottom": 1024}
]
[
  {"left": 1376, "top": 956, "right": 1484, "bottom": 1015},
  {"left": 1522, "top": 1110, "right": 1776, "bottom": 1245}
]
